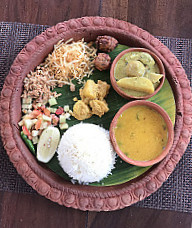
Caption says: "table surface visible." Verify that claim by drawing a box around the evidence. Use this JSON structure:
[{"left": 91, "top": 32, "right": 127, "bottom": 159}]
[{"left": 0, "top": 0, "right": 192, "bottom": 227}]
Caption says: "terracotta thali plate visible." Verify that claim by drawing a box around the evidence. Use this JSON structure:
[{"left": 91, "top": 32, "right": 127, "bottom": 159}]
[{"left": 1, "top": 17, "right": 192, "bottom": 211}]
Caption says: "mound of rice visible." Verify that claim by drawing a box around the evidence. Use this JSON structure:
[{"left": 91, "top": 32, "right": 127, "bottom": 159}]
[{"left": 57, "top": 123, "right": 116, "bottom": 184}]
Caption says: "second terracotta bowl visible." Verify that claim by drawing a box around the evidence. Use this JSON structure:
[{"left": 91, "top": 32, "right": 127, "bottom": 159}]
[
  {"left": 109, "top": 100, "right": 174, "bottom": 167},
  {"left": 110, "top": 48, "right": 166, "bottom": 100}
]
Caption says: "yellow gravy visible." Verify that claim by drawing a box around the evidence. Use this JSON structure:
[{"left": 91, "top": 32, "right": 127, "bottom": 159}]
[{"left": 114, "top": 105, "right": 168, "bottom": 161}]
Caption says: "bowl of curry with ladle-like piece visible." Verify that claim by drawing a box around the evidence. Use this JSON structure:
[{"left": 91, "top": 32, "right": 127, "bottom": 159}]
[{"left": 110, "top": 48, "right": 165, "bottom": 100}]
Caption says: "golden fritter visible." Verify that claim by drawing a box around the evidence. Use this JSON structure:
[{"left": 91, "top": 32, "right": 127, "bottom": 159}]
[
  {"left": 73, "top": 79, "right": 110, "bottom": 120},
  {"left": 89, "top": 100, "right": 109, "bottom": 117},
  {"left": 80, "top": 80, "right": 97, "bottom": 104},
  {"left": 72, "top": 100, "right": 92, "bottom": 120},
  {"left": 80, "top": 80, "right": 110, "bottom": 102},
  {"left": 97, "top": 80, "right": 110, "bottom": 99}
]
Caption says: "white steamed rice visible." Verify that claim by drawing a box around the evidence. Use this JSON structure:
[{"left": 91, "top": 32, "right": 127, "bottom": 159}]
[{"left": 57, "top": 123, "right": 116, "bottom": 184}]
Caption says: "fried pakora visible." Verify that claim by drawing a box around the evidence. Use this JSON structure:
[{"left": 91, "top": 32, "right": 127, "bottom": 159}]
[
  {"left": 73, "top": 79, "right": 110, "bottom": 120},
  {"left": 89, "top": 100, "right": 109, "bottom": 117},
  {"left": 73, "top": 100, "right": 92, "bottom": 120}
]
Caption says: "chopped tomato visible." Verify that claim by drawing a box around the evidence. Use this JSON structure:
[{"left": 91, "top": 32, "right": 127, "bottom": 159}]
[
  {"left": 56, "top": 107, "right": 64, "bottom": 115},
  {"left": 22, "top": 126, "right": 31, "bottom": 137},
  {"left": 40, "top": 105, "right": 45, "bottom": 111},
  {"left": 32, "top": 110, "right": 42, "bottom": 118},
  {"left": 35, "top": 118, "right": 42, "bottom": 130},
  {"left": 44, "top": 108, "right": 50, "bottom": 116}
]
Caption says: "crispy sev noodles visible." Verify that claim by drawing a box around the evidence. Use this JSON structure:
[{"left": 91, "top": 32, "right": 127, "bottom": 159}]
[{"left": 45, "top": 38, "right": 97, "bottom": 85}]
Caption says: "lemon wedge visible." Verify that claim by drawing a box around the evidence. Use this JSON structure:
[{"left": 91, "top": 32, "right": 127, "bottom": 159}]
[{"left": 37, "top": 126, "right": 60, "bottom": 163}]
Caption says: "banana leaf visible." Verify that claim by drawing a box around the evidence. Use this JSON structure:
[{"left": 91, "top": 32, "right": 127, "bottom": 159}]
[{"left": 44, "top": 44, "right": 175, "bottom": 186}]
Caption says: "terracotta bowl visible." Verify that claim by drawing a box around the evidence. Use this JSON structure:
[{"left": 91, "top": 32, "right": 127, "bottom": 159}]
[
  {"left": 110, "top": 100, "right": 174, "bottom": 167},
  {"left": 110, "top": 48, "right": 165, "bottom": 100}
]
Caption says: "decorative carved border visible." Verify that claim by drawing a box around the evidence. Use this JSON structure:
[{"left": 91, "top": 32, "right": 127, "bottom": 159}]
[{"left": 1, "top": 17, "right": 192, "bottom": 211}]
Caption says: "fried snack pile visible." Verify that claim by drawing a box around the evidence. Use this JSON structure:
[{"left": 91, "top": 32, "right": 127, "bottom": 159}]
[
  {"left": 73, "top": 80, "right": 110, "bottom": 120},
  {"left": 46, "top": 39, "right": 97, "bottom": 86}
]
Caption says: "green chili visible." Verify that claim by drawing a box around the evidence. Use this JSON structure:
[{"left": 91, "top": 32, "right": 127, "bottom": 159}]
[{"left": 20, "top": 131, "right": 36, "bottom": 155}]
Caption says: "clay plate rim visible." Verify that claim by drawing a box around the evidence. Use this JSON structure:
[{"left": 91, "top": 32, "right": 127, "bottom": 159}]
[
  {"left": 1, "top": 16, "right": 192, "bottom": 211},
  {"left": 109, "top": 100, "right": 174, "bottom": 167},
  {"left": 110, "top": 48, "right": 165, "bottom": 100}
]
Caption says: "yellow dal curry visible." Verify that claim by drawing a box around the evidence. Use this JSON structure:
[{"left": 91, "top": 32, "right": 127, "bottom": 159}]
[{"left": 114, "top": 105, "right": 168, "bottom": 161}]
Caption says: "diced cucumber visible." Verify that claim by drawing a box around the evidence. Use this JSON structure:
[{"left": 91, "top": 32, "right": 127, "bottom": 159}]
[
  {"left": 22, "top": 97, "right": 32, "bottom": 104},
  {"left": 64, "top": 105, "right": 70, "bottom": 112},
  {"left": 48, "top": 97, "right": 57, "bottom": 106},
  {"left": 42, "top": 115, "right": 52, "bottom": 122},
  {"left": 28, "top": 104, "right": 32, "bottom": 109},
  {"left": 59, "top": 123, "right": 69, "bottom": 130},
  {"left": 24, "top": 119, "right": 34, "bottom": 130},
  {"left": 32, "top": 130, "right": 39, "bottom": 137},
  {"left": 32, "top": 119, "right": 38, "bottom": 124},
  {"left": 51, "top": 108, "right": 57, "bottom": 113},
  {"left": 22, "top": 104, "right": 32, "bottom": 109},
  {"left": 64, "top": 113, "right": 71, "bottom": 120},
  {"left": 22, "top": 98, "right": 27, "bottom": 104},
  {"left": 32, "top": 136, "right": 39, "bottom": 144},
  {"left": 47, "top": 107, "right": 57, "bottom": 113},
  {"left": 40, "top": 121, "right": 49, "bottom": 129},
  {"left": 18, "top": 120, "right": 24, "bottom": 126},
  {"left": 59, "top": 115, "right": 66, "bottom": 124},
  {"left": 36, "top": 103, "right": 42, "bottom": 108}
]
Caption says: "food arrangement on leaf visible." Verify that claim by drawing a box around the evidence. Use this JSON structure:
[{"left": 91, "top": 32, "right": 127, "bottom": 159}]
[{"left": 18, "top": 35, "right": 175, "bottom": 186}]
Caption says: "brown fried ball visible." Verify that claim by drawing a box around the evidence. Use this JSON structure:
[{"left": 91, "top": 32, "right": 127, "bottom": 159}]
[
  {"left": 96, "top": 35, "right": 118, "bottom": 52},
  {"left": 94, "top": 53, "right": 111, "bottom": 71}
]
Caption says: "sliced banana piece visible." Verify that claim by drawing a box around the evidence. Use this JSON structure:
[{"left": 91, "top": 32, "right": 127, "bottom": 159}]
[
  {"left": 37, "top": 126, "right": 60, "bottom": 163},
  {"left": 117, "top": 77, "right": 155, "bottom": 94}
]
